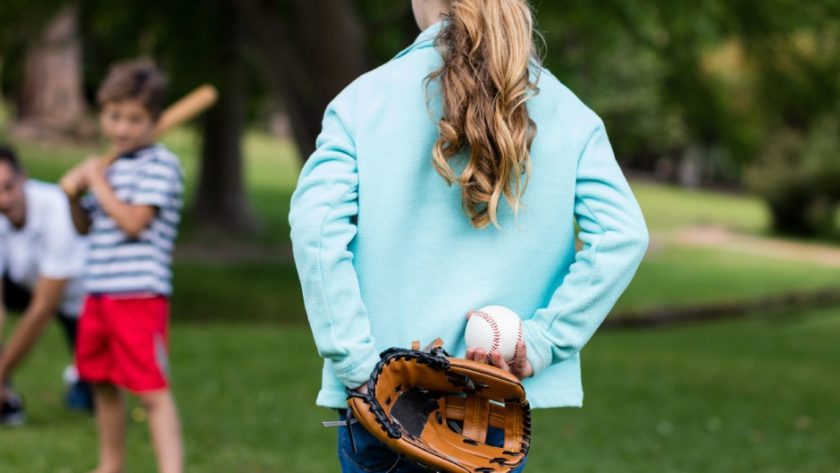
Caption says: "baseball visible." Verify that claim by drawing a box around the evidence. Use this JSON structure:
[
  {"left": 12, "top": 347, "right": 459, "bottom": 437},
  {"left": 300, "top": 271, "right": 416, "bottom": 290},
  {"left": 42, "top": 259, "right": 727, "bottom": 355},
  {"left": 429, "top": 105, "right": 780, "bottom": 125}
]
[{"left": 465, "top": 305, "right": 523, "bottom": 363}]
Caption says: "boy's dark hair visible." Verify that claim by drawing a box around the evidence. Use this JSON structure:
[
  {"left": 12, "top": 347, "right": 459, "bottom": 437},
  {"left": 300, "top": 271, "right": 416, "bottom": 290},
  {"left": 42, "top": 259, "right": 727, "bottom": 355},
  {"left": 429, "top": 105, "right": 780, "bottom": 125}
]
[
  {"left": 0, "top": 145, "right": 22, "bottom": 173},
  {"left": 97, "top": 58, "right": 168, "bottom": 120}
]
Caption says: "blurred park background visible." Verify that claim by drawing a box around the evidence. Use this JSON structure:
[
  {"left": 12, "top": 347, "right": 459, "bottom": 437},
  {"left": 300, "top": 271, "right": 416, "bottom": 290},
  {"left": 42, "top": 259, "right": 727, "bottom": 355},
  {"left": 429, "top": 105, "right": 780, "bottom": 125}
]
[{"left": 1, "top": 0, "right": 839, "bottom": 472}]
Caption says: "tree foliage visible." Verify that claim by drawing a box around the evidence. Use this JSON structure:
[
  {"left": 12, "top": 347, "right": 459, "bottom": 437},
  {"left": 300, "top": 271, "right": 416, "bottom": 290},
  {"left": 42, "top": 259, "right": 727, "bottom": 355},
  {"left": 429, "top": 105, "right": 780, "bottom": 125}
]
[{"left": 2, "top": 0, "right": 839, "bottom": 236}]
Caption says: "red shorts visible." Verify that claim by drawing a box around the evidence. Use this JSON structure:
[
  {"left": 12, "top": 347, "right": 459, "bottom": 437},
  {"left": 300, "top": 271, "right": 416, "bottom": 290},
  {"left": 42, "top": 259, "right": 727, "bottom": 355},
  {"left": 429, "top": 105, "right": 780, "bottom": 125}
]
[{"left": 76, "top": 294, "right": 170, "bottom": 393}]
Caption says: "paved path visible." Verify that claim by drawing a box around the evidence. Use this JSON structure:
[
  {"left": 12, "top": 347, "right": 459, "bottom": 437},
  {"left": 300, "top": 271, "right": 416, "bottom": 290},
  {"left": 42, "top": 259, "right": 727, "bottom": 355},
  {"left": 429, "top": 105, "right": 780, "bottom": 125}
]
[{"left": 670, "top": 225, "right": 840, "bottom": 268}]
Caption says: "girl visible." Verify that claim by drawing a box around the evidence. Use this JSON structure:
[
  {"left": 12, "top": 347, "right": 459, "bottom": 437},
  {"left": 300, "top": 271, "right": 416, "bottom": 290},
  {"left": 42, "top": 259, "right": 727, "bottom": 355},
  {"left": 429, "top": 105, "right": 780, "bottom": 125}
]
[{"left": 290, "top": 0, "right": 649, "bottom": 471}]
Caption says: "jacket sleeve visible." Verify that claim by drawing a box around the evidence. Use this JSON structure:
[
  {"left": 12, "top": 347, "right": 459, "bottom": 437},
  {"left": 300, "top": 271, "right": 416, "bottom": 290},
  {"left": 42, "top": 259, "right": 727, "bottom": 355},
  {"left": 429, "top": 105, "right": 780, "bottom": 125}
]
[
  {"left": 288, "top": 100, "right": 379, "bottom": 390},
  {"left": 522, "top": 121, "right": 649, "bottom": 376}
]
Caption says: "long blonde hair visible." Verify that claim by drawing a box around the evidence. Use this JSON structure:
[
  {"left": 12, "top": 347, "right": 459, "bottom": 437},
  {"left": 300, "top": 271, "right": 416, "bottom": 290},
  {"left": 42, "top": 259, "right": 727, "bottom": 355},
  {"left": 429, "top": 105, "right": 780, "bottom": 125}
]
[{"left": 428, "top": 0, "right": 541, "bottom": 228}]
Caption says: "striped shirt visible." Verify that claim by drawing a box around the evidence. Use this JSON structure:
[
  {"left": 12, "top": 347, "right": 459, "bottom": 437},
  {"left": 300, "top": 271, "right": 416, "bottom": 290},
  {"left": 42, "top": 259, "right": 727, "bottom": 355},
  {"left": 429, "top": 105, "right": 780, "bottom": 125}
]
[{"left": 82, "top": 144, "right": 184, "bottom": 296}]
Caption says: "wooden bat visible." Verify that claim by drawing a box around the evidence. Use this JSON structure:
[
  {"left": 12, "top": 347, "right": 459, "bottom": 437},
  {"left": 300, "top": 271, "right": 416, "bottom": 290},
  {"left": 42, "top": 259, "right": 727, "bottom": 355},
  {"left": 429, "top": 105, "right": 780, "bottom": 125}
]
[{"left": 62, "top": 84, "right": 218, "bottom": 197}]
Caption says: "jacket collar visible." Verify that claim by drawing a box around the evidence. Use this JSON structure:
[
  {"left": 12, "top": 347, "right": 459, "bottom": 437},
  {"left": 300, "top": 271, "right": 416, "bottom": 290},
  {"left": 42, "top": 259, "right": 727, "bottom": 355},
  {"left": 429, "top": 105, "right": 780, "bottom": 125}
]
[{"left": 393, "top": 20, "right": 447, "bottom": 59}]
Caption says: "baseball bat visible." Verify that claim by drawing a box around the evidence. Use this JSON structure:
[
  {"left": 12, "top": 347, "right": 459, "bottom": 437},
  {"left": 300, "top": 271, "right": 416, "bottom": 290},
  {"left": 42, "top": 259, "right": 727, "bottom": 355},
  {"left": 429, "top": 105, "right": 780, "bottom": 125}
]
[{"left": 62, "top": 84, "right": 218, "bottom": 197}]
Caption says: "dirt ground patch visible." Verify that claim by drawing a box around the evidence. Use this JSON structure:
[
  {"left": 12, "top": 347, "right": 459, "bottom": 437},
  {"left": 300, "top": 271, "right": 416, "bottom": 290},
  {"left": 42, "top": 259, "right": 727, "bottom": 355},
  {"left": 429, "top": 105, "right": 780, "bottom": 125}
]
[{"left": 672, "top": 225, "right": 840, "bottom": 267}]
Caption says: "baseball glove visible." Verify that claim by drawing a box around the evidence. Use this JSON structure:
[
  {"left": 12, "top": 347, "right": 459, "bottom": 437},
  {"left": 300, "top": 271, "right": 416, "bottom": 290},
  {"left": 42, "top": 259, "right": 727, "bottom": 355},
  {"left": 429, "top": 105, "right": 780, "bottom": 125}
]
[{"left": 346, "top": 340, "right": 531, "bottom": 473}]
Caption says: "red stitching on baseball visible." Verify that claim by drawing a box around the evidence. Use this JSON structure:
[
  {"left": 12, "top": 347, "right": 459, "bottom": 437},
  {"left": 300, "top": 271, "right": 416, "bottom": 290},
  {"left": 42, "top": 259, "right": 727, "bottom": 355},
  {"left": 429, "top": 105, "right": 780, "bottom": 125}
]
[
  {"left": 471, "top": 310, "right": 501, "bottom": 354},
  {"left": 509, "top": 319, "right": 523, "bottom": 366}
]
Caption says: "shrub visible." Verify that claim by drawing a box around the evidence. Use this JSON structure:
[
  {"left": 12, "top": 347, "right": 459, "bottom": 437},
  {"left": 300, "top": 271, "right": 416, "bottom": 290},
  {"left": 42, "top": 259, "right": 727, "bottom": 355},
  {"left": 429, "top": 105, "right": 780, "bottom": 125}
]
[{"left": 746, "top": 115, "right": 840, "bottom": 238}]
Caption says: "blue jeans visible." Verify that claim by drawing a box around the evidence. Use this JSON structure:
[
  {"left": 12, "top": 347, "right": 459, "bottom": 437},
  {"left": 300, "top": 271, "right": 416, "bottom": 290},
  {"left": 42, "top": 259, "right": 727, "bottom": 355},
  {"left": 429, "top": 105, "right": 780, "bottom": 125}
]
[{"left": 337, "top": 410, "right": 528, "bottom": 473}]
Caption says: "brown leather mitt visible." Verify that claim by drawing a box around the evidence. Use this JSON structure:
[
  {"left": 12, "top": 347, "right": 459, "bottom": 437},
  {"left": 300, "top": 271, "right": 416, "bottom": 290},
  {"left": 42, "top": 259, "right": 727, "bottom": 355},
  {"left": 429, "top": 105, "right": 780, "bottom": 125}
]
[{"left": 347, "top": 342, "right": 531, "bottom": 473}]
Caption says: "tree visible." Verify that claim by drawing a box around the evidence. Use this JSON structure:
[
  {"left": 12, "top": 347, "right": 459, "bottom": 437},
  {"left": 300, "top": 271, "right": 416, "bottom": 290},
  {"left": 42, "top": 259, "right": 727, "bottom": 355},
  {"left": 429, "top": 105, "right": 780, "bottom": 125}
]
[
  {"left": 233, "top": 0, "right": 369, "bottom": 160},
  {"left": 725, "top": 0, "right": 840, "bottom": 236},
  {"left": 12, "top": 4, "right": 90, "bottom": 140},
  {"left": 192, "top": 1, "right": 257, "bottom": 231}
]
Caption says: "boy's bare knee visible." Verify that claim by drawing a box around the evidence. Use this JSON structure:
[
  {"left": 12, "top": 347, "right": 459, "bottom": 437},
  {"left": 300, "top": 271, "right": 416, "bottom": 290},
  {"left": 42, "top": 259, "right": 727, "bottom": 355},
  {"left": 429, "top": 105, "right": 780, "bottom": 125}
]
[
  {"left": 137, "top": 390, "right": 171, "bottom": 410},
  {"left": 94, "top": 383, "right": 121, "bottom": 399}
]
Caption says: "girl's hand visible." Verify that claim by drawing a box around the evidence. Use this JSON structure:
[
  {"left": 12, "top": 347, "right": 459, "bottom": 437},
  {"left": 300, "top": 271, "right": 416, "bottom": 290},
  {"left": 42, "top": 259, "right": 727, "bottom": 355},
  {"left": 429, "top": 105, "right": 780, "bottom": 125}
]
[
  {"left": 466, "top": 341, "right": 533, "bottom": 380},
  {"left": 465, "top": 310, "right": 533, "bottom": 380}
]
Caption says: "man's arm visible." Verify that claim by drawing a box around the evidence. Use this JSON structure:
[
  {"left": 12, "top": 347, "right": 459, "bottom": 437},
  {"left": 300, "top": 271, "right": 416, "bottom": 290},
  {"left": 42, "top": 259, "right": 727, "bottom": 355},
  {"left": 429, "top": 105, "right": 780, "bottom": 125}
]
[
  {"left": 0, "top": 283, "right": 6, "bottom": 341},
  {"left": 0, "top": 277, "right": 67, "bottom": 386},
  {"left": 0, "top": 245, "right": 6, "bottom": 339}
]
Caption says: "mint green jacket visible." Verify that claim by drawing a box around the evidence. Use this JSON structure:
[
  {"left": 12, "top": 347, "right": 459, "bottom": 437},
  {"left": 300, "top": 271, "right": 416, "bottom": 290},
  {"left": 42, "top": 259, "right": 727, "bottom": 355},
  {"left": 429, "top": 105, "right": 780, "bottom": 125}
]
[{"left": 289, "top": 21, "right": 649, "bottom": 409}]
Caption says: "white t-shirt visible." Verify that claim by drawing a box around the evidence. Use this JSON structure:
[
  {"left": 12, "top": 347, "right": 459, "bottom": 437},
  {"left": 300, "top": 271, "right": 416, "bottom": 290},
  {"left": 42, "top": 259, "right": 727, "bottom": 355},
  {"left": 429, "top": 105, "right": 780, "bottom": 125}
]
[{"left": 0, "top": 180, "right": 87, "bottom": 316}]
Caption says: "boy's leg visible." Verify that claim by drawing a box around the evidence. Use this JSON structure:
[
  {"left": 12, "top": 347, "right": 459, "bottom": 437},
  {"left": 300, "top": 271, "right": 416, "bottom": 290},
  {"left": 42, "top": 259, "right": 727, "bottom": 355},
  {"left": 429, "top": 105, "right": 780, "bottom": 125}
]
[
  {"left": 107, "top": 295, "right": 179, "bottom": 471},
  {"left": 92, "top": 383, "right": 125, "bottom": 473},
  {"left": 138, "top": 389, "right": 182, "bottom": 473}
]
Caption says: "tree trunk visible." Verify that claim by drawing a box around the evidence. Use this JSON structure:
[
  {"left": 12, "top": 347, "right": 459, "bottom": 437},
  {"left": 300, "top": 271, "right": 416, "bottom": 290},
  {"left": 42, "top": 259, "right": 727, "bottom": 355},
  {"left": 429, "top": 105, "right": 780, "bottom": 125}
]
[
  {"left": 192, "top": 2, "right": 258, "bottom": 232},
  {"left": 233, "top": 0, "right": 367, "bottom": 161},
  {"left": 14, "top": 5, "right": 90, "bottom": 140}
]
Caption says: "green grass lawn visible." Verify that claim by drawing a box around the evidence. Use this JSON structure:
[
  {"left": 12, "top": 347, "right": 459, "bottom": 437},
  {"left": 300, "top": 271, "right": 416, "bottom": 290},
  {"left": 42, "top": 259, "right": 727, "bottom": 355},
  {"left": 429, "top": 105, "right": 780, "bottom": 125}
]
[
  {"left": 2, "top": 306, "right": 837, "bottom": 472},
  {"left": 632, "top": 182, "right": 769, "bottom": 234},
  {"left": 615, "top": 246, "right": 840, "bottom": 313},
  {"left": 171, "top": 262, "right": 304, "bottom": 324}
]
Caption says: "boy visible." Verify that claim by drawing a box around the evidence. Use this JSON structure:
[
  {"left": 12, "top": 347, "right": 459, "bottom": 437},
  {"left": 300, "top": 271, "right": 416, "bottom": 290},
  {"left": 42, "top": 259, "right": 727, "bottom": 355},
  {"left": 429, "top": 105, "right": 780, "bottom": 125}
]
[
  {"left": 0, "top": 145, "right": 92, "bottom": 425},
  {"left": 61, "top": 59, "right": 184, "bottom": 473}
]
